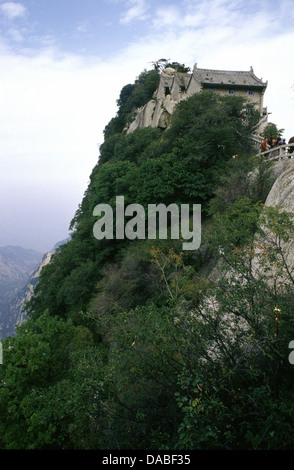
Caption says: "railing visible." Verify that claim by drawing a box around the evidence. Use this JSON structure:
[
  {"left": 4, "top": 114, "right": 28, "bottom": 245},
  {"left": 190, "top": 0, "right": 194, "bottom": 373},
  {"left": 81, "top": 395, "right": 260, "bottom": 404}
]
[
  {"left": 251, "top": 135, "right": 263, "bottom": 152},
  {"left": 257, "top": 143, "right": 294, "bottom": 161}
]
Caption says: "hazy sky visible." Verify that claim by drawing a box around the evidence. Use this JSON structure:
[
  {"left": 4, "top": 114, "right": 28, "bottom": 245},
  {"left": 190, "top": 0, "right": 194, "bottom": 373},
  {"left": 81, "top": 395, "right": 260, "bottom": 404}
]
[{"left": 0, "top": 0, "right": 293, "bottom": 253}]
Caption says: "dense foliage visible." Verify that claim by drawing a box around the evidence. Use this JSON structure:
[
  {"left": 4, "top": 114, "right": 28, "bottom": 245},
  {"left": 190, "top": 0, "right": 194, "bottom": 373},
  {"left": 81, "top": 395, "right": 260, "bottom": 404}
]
[{"left": 1, "top": 68, "right": 294, "bottom": 450}]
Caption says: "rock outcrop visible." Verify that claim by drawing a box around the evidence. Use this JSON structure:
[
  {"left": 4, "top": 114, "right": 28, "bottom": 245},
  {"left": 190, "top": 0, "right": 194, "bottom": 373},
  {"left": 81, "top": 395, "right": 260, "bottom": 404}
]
[
  {"left": 261, "top": 158, "right": 294, "bottom": 279},
  {"left": 265, "top": 159, "right": 294, "bottom": 211},
  {"left": 127, "top": 67, "right": 183, "bottom": 133},
  {"left": 204, "top": 157, "right": 294, "bottom": 285}
]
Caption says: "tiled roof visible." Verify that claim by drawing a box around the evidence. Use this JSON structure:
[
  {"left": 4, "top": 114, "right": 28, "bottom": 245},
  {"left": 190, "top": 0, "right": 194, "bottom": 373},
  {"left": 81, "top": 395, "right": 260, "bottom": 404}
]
[{"left": 193, "top": 66, "right": 267, "bottom": 88}]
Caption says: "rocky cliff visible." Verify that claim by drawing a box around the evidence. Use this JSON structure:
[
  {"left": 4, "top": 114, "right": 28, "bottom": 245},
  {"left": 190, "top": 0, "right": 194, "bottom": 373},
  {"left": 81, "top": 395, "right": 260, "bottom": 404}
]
[
  {"left": 126, "top": 66, "right": 189, "bottom": 134},
  {"left": 206, "top": 156, "right": 294, "bottom": 286},
  {"left": 261, "top": 157, "right": 294, "bottom": 278},
  {"left": 265, "top": 158, "right": 294, "bottom": 211}
]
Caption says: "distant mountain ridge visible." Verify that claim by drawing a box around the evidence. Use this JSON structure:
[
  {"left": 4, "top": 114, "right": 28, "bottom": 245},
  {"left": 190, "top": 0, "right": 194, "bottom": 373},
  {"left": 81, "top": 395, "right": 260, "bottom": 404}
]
[
  {"left": 0, "top": 245, "right": 42, "bottom": 279},
  {"left": 0, "top": 246, "right": 43, "bottom": 338},
  {"left": 0, "top": 240, "right": 69, "bottom": 338},
  {"left": 0, "top": 239, "right": 68, "bottom": 339}
]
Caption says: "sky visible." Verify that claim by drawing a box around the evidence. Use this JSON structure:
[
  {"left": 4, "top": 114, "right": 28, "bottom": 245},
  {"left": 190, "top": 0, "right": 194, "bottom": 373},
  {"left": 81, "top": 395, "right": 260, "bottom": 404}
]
[{"left": 0, "top": 0, "right": 294, "bottom": 253}]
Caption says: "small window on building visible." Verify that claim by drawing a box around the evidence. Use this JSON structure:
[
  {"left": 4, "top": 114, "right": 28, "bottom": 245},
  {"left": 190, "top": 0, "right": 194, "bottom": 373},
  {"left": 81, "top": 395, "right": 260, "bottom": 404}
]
[
  {"left": 228, "top": 89, "right": 234, "bottom": 94},
  {"left": 248, "top": 90, "right": 254, "bottom": 95}
]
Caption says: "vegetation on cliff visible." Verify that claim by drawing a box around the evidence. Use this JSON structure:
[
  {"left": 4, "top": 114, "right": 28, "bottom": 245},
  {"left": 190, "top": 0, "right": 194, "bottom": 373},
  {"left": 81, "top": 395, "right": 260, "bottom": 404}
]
[{"left": 0, "top": 67, "right": 294, "bottom": 450}]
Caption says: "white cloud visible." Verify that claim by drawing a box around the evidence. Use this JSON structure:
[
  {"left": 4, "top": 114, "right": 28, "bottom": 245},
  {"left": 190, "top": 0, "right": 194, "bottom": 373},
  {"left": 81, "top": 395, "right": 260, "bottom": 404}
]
[
  {"left": 0, "top": 2, "right": 26, "bottom": 20},
  {"left": 7, "top": 27, "right": 23, "bottom": 41},
  {"left": 120, "top": 0, "right": 149, "bottom": 24},
  {"left": 0, "top": 50, "right": 126, "bottom": 251},
  {"left": 0, "top": 47, "right": 146, "bottom": 251},
  {"left": 151, "top": 6, "right": 180, "bottom": 29}
]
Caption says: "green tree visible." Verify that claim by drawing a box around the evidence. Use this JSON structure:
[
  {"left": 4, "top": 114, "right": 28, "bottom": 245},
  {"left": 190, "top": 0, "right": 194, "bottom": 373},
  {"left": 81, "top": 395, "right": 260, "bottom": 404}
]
[
  {"left": 262, "top": 122, "right": 285, "bottom": 140},
  {"left": 174, "top": 205, "right": 294, "bottom": 450},
  {"left": 0, "top": 312, "right": 76, "bottom": 448}
]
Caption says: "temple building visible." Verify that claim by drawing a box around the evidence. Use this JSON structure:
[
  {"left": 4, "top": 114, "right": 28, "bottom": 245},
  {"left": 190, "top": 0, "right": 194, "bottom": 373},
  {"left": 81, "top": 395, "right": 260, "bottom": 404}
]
[{"left": 127, "top": 64, "right": 268, "bottom": 134}]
